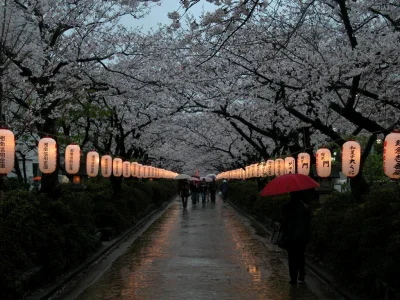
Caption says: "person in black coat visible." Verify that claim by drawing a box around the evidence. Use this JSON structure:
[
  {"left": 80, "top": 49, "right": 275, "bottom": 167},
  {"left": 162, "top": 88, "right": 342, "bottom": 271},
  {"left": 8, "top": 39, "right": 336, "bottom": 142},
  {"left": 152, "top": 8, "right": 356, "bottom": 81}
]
[{"left": 281, "top": 190, "right": 312, "bottom": 284}]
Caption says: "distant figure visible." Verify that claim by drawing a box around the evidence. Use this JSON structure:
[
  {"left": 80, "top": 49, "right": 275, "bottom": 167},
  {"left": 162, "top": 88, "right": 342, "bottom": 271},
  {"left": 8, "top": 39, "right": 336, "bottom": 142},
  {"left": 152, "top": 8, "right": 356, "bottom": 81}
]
[
  {"left": 281, "top": 190, "right": 312, "bottom": 284},
  {"left": 179, "top": 180, "right": 190, "bottom": 209},
  {"left": 190, "top": 180, "right": 198, "bottom": 205},
  {"left": 209, "top": 178, "right": 217, "bottom": 203},
  {"left": 200, "top": 179, "right": 208, "bottom": 205},
  {"left": 220, "top": 180, "right": 229, "bottom": 202}
]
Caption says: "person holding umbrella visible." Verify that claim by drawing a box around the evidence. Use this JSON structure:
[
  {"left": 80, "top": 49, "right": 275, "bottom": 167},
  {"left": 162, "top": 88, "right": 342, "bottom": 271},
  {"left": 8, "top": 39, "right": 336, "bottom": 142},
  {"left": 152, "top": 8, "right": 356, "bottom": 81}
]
[
  {"left": 281, "top": 190, "right": 312, "bottom": 284},
  {"left": 260, "top": 173, "right": 318, "bottom": 285}
]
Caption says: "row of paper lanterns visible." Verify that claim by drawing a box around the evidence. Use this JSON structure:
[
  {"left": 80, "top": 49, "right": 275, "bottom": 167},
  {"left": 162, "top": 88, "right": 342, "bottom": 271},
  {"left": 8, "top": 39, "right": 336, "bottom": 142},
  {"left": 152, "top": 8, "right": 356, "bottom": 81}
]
[
  {"left": 216, "top": 131, "right": 400, "bottom": 180},
  {"left": 0, "top": 133, "right": 178, "bottom": 179}
]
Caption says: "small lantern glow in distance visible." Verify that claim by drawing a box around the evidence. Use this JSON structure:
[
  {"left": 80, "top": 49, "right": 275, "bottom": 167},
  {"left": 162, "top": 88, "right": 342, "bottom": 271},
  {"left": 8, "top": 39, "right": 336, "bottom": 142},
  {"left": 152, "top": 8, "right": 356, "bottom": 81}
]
[
  {"left": 383, "top": 130, "right": 400, "bottom": 179},
  {"left": 297, "top": 153, "right": 310, "bottom": 176},
  {"left": 0, "top": 128, "right": 15, "bottom": 175},
  {"left": 316, "top": 148, "right": 332, "bottom": 177},
  {"left": 342, "top": 141, "right": 361, "bottom": 177},
  {"left": 65, "top": 144, "right": 80, "bottom": 174},
  {"left": 123, "top": 161, "right": 131, "bottom": 178},
  {"left": 38, "top": 137, "right": 57, "bottom": 174},
  {"left": 113, "top": 158, "right": 123, "bottom": 177},
  {"left": 285, "top": 157, "right": 295, "bottom": 174},
  {"left": 274, "top": 158, "right": 284, "bottom": 177},
  {"left": 86, "top": 151, "right": 99, "bottom": 177},
  {"left": 266, "top": 160, "right": 274, "bottom": 176},
  {"left": 101, "top": 155, "right": 112, "bottom": 178}
]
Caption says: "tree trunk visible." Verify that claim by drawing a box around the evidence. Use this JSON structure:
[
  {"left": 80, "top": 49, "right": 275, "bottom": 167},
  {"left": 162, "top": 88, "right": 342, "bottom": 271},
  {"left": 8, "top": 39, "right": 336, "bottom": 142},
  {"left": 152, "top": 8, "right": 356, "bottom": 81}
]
[
  {"left": 110, "top": 175, "right": 122, "bottom": 194},
  {"left": 13, "top": 154, "right": 23, "bottom": 183}
]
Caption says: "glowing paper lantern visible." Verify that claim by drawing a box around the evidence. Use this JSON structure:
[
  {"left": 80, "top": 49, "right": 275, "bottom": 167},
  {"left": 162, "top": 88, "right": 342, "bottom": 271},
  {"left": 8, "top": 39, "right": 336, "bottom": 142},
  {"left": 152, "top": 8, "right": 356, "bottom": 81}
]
[
  {"left": 285, "top": 157, "right": 296, "bottom": 174},
  {"left": 65, "top": 144, "right": 80, "bottom": 174},
  {"left": 38, "top": 137, "right": 57, "bottom": 174},
  {"left": 316, "top": 148, "right": 332, "bottom": 177},
  {"left": 342, "top": 141, "right": 361, "bottom": 177},
  {"left": 86, "top": 151, "right": 99, "bottom": 177},
  {"left": 297, "top": 153, "right": 310, "bottom": 176},
  {"left": 113, "top": 158, "right": 123, "bottom": 177},
  {"left": 383, "top": 130, "right": 400, "bottom": 179},
  {"left": 131, "top": 162, "right": 138, "bottom": 177},
  {"left": 266, "top": 160, "right": 275, "bottom": 176},
  {"left": 245, "top": 166, "right": 250, "bottom": 179},
  {"left": 274, "top": 158, "right": 284, "bottom": 177},
  {"left": 101, "top": 155, "right": 112, "bottom": 178},
  {"left": 0, "top": 128, "right": 15, "bottom": 175},
  {"left": 137, "top": 164, "right": 143, "bottom": 178},
  {"left": 123, "top": 161, "right": 131, "bottom": 178}
]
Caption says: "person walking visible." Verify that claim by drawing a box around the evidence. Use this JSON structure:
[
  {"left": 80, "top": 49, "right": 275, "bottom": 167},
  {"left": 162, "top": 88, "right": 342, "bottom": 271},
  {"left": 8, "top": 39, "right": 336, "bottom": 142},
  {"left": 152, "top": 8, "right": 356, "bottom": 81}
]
[
  {"left": 179, "top": 180, "right": 190, "bottom": 209},
  {"left": 281, "top": 190, "right": 312, "bottom": 284},
  {"left": 209, "top": 178, "right": 217, "bottom": 203},
  {"left": 200, "top": 178, "right": 208, "bottom": 206},
  {"left": 190, "top": 180, "right": 198, "bottom": 205},
  {"left": 220, "top": 180, "right": 229, "bottom": 202}
]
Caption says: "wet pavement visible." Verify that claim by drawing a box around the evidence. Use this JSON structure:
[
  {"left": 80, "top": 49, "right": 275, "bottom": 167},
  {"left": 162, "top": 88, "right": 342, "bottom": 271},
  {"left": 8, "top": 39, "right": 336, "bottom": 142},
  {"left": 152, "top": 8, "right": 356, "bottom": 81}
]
[{"left": 67, "top": 197, "right": 341, "bottom": 300}]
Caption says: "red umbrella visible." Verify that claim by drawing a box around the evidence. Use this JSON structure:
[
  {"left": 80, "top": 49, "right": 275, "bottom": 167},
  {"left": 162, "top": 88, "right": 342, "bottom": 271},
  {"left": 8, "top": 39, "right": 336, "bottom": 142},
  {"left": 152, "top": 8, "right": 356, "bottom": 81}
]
[
  {"left": 260, "top": 174, "right": 319, "bottom": 197},
  {"left": 33, "top": 176, "right": 41, "bottom": 181}
]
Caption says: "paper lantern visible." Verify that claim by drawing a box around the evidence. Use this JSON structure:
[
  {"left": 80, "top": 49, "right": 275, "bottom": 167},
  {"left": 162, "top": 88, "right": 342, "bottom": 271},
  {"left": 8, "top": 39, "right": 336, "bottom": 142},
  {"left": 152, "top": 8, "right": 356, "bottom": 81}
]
[
  {"left": 137, "top": 164, "right": 143, "bottom": 178},
  {"left": 101, "top": 155, "right": 112, "bottom": 177},
  {"left": 245, "top": 166, "right": 251, "bottom": 179},
  {"left": 297, "top": 153, "right": 310, "bottom": 176},
  {"left": 113, "top": 158, "right": 123, "bottom": 177},
  {"left": 265, "top": 160, "right": 275, "bottom": 176},
  {"left": 285, "top": 157, "right": 296, "bottom": 174},
  {"left": 38, "top": 137, "right": 57, "bottom": 174},
  {"left": 342, "top": 141, "right": 361, "bottom": 177},
  {"left": 65, "top": 144, "right": 80, "bottom": 174},
  {"left": 130, "top": 162, "right": 138, "bottom": 177},
  {"left": 316, "top": 148, "right": 331, "bottom": 177},
  {"left": 0, "top": 128, "right": 15, "bottom": 175},
  {"left": 123, "top": 161, "right": 131, "bottom": 178},
  {"left": 274, "top": 158, "right": 284, "bottom": 177},
  {"left": 86, "top": 151, "right": 99, "bottom": 177},
  {"left": 383, "top": 130, "right": 400, "bottom": 179}
]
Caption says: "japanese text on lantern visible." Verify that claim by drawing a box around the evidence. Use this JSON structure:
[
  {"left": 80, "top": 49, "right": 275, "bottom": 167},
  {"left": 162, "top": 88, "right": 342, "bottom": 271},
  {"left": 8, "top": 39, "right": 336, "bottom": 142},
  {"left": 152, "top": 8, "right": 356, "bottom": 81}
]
[
  {"left": 321, "top": 152, "right": 329, "bottom": 167},
  {"left": 288, "top": 160, "right": 293, "bottom": 173},
  {"left": 91, "top": 155, "right": 95, "bottom": 173},
  {"left": 300, "top": 156, "right": 308, "bottom": 169},
  {"left": 105, "top": 159, "right": 109, "bottom": 175},
  {"left": 69, "top": 149, "right": 74, "bottom": 171},
  {"left": 43, "top": 142, "right": 49, "bottom": 170},
  {"left": 349, "top": 146, "right": 356, "bottom": 176},
  {"left": 395, "top": 140, "right": 400, "bottom": 176},
  {"left": 125, "top": 164, "right": 129, "bottom": 174},
  {"left": 0, "top": 136, "right": 5, "bottom": 169}
]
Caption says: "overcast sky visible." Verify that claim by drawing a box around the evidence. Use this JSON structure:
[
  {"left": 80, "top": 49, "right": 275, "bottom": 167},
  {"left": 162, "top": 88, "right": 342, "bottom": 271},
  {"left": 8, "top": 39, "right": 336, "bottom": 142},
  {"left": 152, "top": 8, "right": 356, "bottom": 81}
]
[{"left": 120, "top": 0, "right": 217, "bottom": 32}]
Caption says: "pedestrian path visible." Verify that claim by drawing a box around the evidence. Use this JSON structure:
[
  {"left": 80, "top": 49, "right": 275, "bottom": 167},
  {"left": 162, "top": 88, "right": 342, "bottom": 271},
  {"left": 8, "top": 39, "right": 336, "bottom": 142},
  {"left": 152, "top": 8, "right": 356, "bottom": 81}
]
[{"left": 74, "top": 198, "right": 341, "bottom": 300}]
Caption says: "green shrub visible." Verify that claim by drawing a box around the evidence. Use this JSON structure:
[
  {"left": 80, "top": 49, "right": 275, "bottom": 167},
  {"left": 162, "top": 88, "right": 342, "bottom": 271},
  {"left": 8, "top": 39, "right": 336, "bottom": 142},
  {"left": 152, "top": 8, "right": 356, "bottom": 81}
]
[{"left": 0, "top": 178, "right": 177, "bottom": 299}]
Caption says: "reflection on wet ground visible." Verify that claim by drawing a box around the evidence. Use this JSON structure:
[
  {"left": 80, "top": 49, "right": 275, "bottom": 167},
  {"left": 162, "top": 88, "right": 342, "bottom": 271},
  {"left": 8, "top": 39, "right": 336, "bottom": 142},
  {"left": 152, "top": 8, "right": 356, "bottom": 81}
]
[{"left": 76, "top": 198, "right": 340, "bottom": 300}]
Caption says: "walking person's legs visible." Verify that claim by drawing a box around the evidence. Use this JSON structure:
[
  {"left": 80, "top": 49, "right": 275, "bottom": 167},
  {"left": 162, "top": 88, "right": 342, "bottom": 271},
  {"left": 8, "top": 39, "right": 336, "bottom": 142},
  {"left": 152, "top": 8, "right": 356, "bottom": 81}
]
[
  {"left": 287, "top": 243, "right": 299, "bottom": 284},
  {"left": 210, "top": 191, "right": 216, "bottom": 203},
  {"left": 298, "top": 242, "right": 307, "bottom": 282},
  {"left": 202, "top": 192, "right": 206, "bottom": 205}
]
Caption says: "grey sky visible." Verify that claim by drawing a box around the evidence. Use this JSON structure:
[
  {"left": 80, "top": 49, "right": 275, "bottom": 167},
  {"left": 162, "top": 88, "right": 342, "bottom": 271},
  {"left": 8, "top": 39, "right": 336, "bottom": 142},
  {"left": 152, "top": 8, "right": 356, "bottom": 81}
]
[{"left": 120, "top": 0, "right": 217, "bottom": 32}]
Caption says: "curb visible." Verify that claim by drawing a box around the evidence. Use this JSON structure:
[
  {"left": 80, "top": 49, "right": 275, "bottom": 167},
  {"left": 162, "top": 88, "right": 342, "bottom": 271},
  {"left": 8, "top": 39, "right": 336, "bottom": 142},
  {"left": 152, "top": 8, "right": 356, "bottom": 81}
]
[
  {"left": 26, "top": 196, "right": 177, "bottom": 300},
  {"left": 227, "top": 200, "right": 359, "bottom": 300}
]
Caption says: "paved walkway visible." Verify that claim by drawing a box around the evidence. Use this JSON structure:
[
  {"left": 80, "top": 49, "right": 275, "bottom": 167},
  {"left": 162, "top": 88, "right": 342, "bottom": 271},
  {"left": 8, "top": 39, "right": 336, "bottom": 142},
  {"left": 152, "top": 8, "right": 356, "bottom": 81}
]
[{"left": 71, "top": 197, "right": 341, "bottom": 300}]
